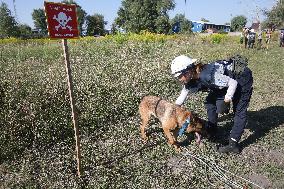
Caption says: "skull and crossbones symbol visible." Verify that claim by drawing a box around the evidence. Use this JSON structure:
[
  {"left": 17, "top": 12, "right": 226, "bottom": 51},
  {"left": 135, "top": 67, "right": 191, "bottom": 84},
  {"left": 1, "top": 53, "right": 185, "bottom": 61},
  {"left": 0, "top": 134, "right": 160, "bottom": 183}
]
[{"left": 53, "top": 12, "right": 72, "bottom": 31}]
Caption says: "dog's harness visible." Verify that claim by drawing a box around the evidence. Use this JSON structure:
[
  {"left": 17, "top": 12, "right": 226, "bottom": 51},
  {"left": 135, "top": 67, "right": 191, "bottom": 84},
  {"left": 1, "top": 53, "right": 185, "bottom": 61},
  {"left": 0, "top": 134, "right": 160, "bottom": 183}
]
[
  {"left": 178, "top": 117, "right": 191, "bottom": 137},
  {"left": 154, "top": 98, "right": 163, "bottom": 116}
]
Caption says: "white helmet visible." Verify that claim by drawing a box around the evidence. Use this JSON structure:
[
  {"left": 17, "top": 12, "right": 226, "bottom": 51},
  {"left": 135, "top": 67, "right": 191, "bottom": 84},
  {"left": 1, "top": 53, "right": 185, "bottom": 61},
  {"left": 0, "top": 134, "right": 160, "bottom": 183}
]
[{"left": 171, "top": 55, "right": 197, "bottom": 77}]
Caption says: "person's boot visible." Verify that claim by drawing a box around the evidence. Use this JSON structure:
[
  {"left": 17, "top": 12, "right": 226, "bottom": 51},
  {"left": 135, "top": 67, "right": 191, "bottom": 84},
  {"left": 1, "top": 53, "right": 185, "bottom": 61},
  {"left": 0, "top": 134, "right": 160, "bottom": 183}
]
[{"left": 218, "top": 138, "right": 241, "bottom": 154}]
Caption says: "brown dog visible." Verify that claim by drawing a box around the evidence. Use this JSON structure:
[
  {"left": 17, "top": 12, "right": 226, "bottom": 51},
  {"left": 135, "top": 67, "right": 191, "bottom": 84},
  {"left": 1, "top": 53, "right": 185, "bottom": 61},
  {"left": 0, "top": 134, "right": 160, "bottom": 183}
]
[{"left": 139, "top": 95, "right": 205, "bottom": 151}]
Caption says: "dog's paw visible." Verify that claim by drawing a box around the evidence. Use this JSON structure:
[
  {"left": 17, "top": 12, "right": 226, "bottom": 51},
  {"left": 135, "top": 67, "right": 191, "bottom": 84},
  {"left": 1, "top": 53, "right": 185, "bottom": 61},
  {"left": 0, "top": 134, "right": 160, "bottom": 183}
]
[
  {"left": 141, "top": 133, "right": 148, "bottom": 140},
  {"left": 174, "top": 146, "right": 181, "bottom": 153},
  {"left": 141, "top": 136, "right": 148, "bottom": 143},
  {"left": 172, "top": 142, "right": 181, "bottom": 153}
]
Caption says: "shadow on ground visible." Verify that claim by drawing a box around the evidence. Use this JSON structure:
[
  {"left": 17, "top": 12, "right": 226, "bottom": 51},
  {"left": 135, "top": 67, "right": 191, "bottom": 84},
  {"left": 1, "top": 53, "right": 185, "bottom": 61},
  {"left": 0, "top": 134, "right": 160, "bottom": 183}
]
[
  {"left": 214, "top": 106, "right": 284, "bottom": 148},
  {"left": 241, "top": 106, "right": 284, "bottom": 148}
]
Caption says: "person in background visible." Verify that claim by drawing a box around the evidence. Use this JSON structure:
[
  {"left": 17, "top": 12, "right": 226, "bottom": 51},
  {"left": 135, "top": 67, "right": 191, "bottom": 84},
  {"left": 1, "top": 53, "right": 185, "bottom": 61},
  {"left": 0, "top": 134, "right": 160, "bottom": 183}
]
[
  {"left": 243, "top": 27, "right": 249, "bottom": 48},
  {"left": 171, "top": 55, "right": 253, "bottom": 154},
  {"left": 248, "top": 29, "right": 256, "bottom": 49},
  {"left": 279, "top": 30, "right": 284, "bottom": 47},
  {"left": 257, "top": 30, "right": 263, "bottom": 49},
  {"left": 265, "top": 29, "right": 272, "bottom": 49}
]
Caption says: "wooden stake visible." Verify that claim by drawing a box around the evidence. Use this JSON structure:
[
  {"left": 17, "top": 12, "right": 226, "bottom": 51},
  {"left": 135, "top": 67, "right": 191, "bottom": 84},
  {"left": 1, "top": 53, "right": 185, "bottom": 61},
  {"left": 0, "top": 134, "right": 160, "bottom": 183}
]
[{"left": 62, "top": 39, "right": 82, "bottom": 177}]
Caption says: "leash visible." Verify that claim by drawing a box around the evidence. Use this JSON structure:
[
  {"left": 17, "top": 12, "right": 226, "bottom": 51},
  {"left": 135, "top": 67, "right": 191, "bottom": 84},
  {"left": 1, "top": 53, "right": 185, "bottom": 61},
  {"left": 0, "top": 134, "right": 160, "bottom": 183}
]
[
  {"left": 181, "top": 147, "right": 265, "bottom": 189},
  {"left": 178, "top": 117, "right": 190, "bottom": 137}
]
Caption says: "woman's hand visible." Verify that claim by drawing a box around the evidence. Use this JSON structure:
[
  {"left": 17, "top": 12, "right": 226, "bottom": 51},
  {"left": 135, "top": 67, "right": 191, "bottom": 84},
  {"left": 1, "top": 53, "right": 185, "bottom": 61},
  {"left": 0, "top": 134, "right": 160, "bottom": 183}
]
[
  {"left": 219, "top": 99, "right": 231, "bottom": 114},
  {"left": 224, "top": 98, "right": 231, "bottom": 103}
]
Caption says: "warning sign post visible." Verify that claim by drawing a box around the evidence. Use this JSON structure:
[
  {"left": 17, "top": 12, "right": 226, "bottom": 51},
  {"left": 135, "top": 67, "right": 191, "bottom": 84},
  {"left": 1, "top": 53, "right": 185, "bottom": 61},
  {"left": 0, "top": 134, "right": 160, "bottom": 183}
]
[{"left": 44, "top": 1, "right": 82, "bottom": 177}]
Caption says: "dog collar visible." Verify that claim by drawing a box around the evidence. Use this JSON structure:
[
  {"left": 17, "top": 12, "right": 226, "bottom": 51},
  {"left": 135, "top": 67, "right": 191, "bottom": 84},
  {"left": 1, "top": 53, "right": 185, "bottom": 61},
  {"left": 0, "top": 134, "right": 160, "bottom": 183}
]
[{"left": 178, "top": 117, "right": 191, "bottom": 137}]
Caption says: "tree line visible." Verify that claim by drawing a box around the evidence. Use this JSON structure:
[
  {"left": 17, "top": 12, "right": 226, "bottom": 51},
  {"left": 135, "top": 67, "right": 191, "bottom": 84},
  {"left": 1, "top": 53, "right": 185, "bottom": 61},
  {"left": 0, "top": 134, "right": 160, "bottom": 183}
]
[{"left": 0, "top": 0, "right": 283, "bottom": 39}]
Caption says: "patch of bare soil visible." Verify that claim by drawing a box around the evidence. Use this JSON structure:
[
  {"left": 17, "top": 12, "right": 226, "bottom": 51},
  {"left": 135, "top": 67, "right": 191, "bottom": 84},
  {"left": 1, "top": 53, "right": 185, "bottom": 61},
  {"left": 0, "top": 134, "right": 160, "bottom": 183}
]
[
  {"left": 167, "top": 156, "right": 192, "bottom": 175},
  {"left": 242, "top": 145, "right": 284, "bottom": 188},
  {"left": 248, "top": 173, "right": 272, "bottom": 189},
  {"left": 242, "top": 146, "right": 284, "bottom": 168}
]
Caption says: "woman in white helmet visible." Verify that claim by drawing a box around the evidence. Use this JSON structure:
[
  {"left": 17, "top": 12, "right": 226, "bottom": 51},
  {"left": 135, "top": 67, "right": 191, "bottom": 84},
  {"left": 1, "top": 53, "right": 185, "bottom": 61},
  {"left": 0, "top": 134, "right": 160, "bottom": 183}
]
[{"left": 171, "top": 55, "right": 253, "bottom": 154}]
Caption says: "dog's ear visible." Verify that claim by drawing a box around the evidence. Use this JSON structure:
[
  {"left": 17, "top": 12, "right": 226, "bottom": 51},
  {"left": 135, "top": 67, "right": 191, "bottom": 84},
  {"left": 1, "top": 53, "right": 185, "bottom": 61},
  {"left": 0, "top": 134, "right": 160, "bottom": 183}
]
[{"left": 190, "top": 112, "right": 198, "bottom": 122}]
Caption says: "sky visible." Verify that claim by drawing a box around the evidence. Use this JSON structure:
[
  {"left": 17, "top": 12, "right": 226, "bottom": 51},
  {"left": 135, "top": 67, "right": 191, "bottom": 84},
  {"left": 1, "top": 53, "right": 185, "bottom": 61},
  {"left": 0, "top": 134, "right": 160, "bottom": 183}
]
[{"left": 1, "top": 0, "right": 276, "bottom": 29}]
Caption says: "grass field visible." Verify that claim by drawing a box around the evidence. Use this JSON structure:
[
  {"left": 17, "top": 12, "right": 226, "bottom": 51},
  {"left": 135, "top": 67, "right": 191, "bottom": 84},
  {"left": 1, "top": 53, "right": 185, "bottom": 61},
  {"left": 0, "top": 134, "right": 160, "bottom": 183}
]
[{"left": 0, "top": 35, "right": 283, "bottom": 188}]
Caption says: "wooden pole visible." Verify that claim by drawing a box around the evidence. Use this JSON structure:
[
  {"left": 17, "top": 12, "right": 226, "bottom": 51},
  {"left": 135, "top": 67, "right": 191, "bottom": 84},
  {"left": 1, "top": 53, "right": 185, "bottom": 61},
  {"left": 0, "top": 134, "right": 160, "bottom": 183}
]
[{"left": 62, "top": 39, "right": 82, "bottom": 177}]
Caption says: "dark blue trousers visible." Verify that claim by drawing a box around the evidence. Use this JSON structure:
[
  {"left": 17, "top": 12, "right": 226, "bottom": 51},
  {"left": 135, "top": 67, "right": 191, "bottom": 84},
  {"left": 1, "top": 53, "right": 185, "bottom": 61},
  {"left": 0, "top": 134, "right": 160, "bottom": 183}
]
[{"left": 205, "top": 68, "right": 253, "bottom": 142}]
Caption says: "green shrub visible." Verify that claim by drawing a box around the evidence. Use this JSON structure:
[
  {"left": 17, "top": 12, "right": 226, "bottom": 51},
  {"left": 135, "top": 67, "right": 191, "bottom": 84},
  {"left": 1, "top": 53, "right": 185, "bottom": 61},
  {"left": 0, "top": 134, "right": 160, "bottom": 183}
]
[{"left": 210, "top": 33, "right": 227, "bottom": 44}]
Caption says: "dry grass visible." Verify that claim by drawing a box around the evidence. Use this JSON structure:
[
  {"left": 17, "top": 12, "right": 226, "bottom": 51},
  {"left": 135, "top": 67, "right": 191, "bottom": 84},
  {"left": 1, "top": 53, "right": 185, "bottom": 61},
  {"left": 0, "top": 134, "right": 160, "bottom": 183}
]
[{"left": 0, "top": 35, "right": 283, "bottom": 188}]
